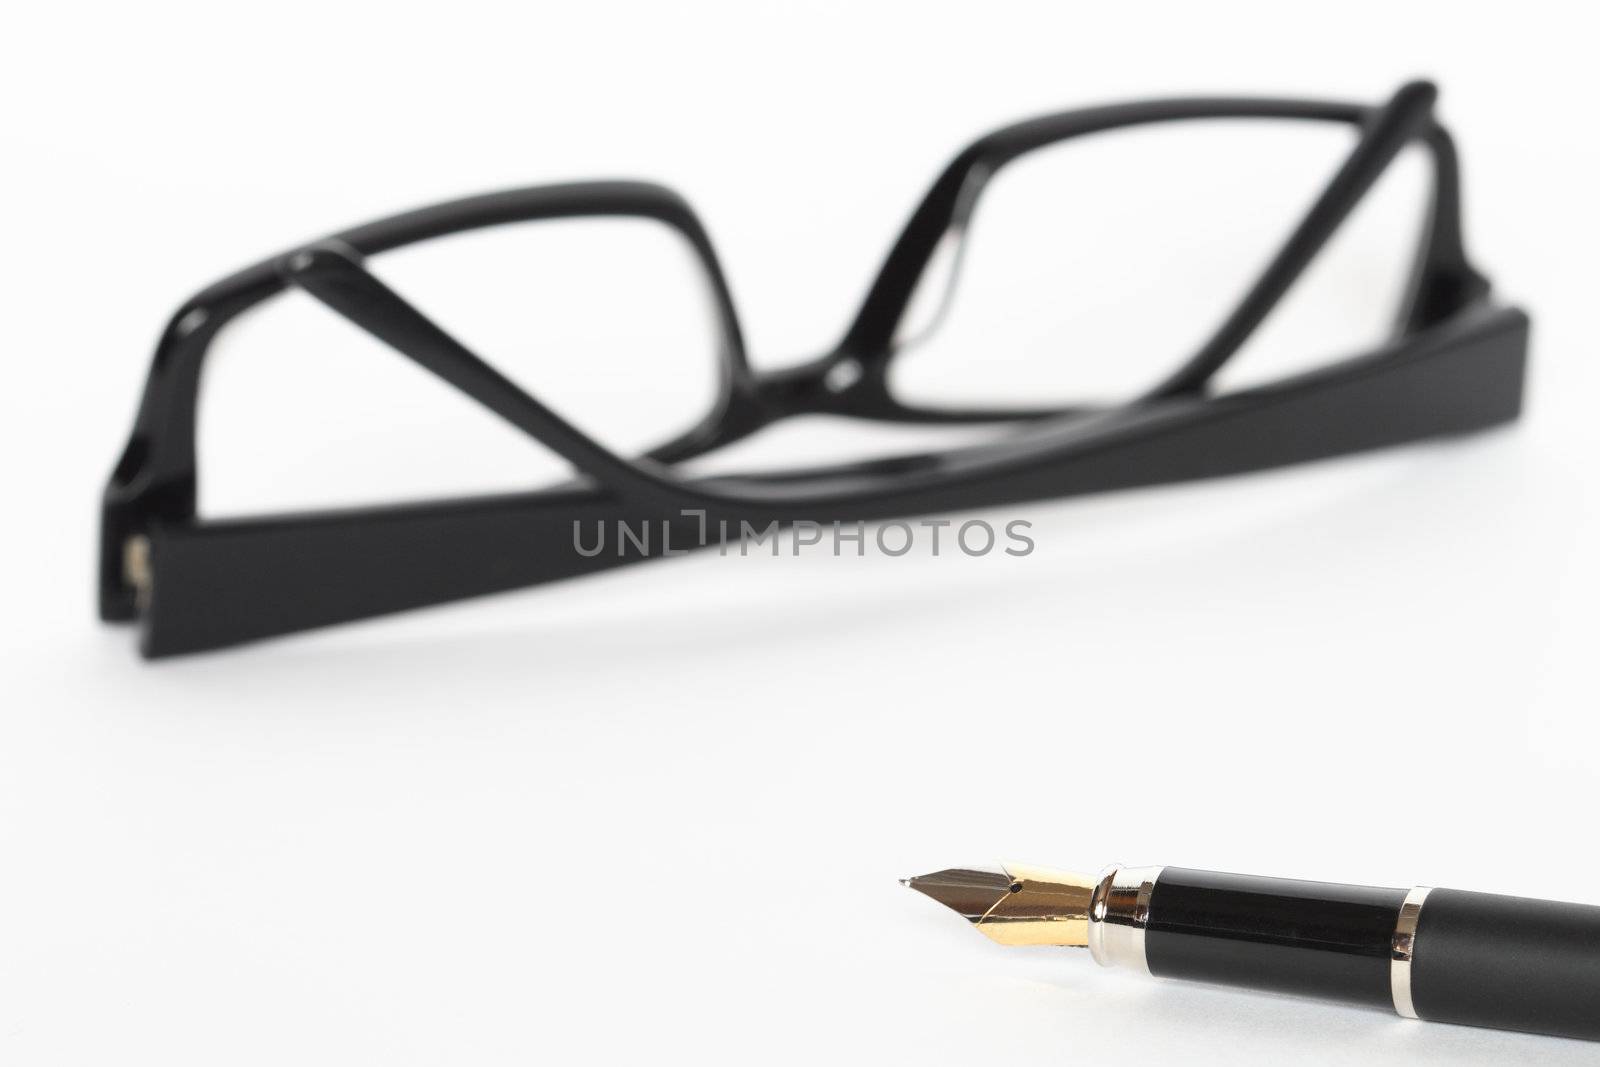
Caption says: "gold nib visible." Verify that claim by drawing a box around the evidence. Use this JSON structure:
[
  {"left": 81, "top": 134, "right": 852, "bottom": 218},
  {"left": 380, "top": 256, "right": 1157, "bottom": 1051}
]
[{"left": 904, "top": 863, "right": 1096, "bottom": 947}]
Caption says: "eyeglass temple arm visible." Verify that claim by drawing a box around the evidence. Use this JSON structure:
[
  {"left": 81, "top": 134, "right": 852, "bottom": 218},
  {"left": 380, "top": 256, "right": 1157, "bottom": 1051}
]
[
  {"left": 836, "top": 81, "right": 1488, "bottom": 391},
  {"left": 277, "top": 242, "right": 681, "bottom": 507},
  {"left": 1148, "top": 81, "right": 1440, "bottom": 397}
]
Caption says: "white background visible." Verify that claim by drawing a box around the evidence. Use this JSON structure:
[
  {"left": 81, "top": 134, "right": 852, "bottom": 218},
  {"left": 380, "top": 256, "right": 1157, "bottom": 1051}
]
[{"left": 3, "top": 2, "right": 1598, "bottom": 1063}]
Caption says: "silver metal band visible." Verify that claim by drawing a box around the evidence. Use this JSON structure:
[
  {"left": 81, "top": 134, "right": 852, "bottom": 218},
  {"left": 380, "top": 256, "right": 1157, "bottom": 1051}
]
[
  {"left": 1391, "top": 886, "right": 1431, "bottom": 1019},
  {"left": 1087, "top": 865, "right": 1163, "bottom": 974}
]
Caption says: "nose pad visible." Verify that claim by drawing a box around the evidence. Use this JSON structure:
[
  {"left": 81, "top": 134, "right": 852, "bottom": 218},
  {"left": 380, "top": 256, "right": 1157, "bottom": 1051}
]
[{"left": 891, "top": 223, "right": 972, "bottom": 354}]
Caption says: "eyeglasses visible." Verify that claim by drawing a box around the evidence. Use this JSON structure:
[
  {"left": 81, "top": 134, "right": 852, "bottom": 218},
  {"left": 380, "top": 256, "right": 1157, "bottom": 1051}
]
[{"left": 100, "top": 80, "right": 1528, "bottom": 658}]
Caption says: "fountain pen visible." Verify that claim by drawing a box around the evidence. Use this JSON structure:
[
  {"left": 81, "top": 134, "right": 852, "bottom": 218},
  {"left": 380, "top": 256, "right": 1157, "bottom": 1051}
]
[{"left": 905, "top": 862, "right": 1600, "bottom": 1042}]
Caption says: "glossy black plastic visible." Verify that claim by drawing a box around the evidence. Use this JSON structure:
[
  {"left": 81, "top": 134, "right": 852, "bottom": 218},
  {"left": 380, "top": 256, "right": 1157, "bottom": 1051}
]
[
  {"left": 1145, "top": 868, "right": 1407, "bottom": 1007},
  {"left": 100, "top": 81, "right": 1530, "bottom": 656}
]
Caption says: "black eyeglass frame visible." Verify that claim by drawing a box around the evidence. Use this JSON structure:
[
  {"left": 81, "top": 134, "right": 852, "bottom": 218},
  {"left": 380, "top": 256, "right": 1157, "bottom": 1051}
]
[{"left": 100, "top": 81, "right": 1529, "bottom": 657}]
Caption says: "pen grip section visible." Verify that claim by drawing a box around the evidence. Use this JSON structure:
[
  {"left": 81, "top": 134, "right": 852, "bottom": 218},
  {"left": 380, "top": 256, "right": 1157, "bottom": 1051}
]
[
  {"left": 1144, "top": 868, "right": 1406, "bottom": 1007},
  {"left": 1411, "top": 889, "right": 1600, "bottom": 1041}
]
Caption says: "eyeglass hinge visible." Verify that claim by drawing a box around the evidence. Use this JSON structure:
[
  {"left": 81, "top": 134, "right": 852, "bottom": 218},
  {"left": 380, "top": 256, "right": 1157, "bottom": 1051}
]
[{"left": 122, "top": 534, "right": 153, "bottom": 613}]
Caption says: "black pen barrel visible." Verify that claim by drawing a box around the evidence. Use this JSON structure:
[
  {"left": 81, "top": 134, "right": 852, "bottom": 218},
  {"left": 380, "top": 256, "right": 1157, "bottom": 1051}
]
[
  {"left": 1410, "top": 889, "right": 1600, "bottom": 1041},
  {"left": 1143, "top": 868, "right": 1405, "bottom": 1007},
  {"left": 1128, "top": 868, "right": 1600, "bottom": 1041}
]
